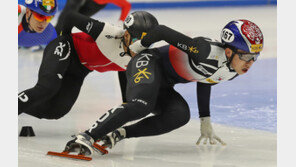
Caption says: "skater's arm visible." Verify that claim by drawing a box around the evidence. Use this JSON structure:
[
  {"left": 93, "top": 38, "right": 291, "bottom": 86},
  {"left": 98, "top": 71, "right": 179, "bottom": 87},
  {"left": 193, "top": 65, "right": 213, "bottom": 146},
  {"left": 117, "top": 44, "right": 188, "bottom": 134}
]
[
  {"left": 61, "top": 12, "right": 105, "bottom": 40},
  {"left": 196, "top": 82, "right": 212, "bottom": 118},
  {"left": 196, "top": 82, "right": 226, "bottom": 145},
  {"left": 139, "top": 25, "right": 211, "bottom": 63},
  {"left": 141, "top": 25, "right": 195, "bottom": 52}
]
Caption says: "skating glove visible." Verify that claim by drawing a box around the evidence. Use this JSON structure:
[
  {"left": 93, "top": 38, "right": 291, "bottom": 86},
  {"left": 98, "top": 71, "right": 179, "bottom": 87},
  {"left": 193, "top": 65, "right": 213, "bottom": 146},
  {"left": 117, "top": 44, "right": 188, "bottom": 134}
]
[
  {"left": 114, "top": 28, "right": 125, "bottom": 38},
  {"left": 129, "top": 40, "right": 147, "bottom": 54},
  {"left": 196, "top": 116, "right": 226, "bottom": 145}
]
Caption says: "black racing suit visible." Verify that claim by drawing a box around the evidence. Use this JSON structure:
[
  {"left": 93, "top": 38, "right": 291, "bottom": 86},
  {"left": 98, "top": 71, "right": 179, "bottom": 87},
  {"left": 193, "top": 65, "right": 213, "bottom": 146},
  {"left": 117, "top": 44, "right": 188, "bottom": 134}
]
[
  {"left": 18, "top": 34, "right": 91, "bottom": 119},
  {"left": 86, "top": 25, "right": 239, "bottom": 140},
  {"left": 18, "top": 12, "right": 129, "bottom": 119}
]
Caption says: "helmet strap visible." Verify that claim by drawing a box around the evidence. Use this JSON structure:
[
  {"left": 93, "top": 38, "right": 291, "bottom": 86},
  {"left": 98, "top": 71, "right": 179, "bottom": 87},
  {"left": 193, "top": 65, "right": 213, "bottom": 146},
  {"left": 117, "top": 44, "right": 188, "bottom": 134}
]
[
  {"left": 24, "top": 12, "right": 36, "bottom": 33},
  {"left": 121, "top": 38, "right": 130, "bottom": 56},
  {"left": 226, "top": 49, "right": 236, "bottom": 72},
  {"left": 122, "top": 35, "right": 136, "bottom": 57}
]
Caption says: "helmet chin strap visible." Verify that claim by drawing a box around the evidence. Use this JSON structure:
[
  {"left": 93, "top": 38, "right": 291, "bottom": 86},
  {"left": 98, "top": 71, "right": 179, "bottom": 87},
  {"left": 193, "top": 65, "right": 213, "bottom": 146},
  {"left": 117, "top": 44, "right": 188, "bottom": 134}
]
[
  {"left": 26, "top": 12, "right": 36, "bottom": 33},
  {"left": 121, "top": 36, "right": 136, "bottom": 57},
  {"left": 226, "top": 49, "right": 236, "bottom": 72}
]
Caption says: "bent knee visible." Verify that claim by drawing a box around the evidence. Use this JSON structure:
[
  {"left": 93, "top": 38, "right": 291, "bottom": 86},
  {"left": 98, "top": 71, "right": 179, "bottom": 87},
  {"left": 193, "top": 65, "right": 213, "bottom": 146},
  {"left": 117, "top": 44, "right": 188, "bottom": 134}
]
[
  {"left": 33, "top": 83, "right": 58, "bottom": 97},
  {"left": 38, "top": 111, "right": 67, "bottom": 120},
  {"left": 172, "top": 109, "right": 191, "bottom": 127},
  {"left": 179, "top": 112, "right": 190, "bottom": 126},
  {"left": 124, "top": 100, "right": 152, "bottom": 120},
  {"left": 175, "top": 105, "right": 190, "bottom": 125}
]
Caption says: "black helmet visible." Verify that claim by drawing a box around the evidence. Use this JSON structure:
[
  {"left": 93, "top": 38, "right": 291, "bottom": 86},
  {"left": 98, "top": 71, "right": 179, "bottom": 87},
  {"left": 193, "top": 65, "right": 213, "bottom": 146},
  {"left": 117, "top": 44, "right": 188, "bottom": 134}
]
[{"left": 123, "top": 11, "right": 159, "bottom": 40}]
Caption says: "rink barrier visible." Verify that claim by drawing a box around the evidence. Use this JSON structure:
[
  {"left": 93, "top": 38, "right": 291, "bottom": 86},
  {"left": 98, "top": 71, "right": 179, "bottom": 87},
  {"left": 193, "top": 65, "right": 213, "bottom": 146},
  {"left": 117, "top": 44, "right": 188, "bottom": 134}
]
[{"left": 18, "top": 0, "right": 277, "bottom": 11}]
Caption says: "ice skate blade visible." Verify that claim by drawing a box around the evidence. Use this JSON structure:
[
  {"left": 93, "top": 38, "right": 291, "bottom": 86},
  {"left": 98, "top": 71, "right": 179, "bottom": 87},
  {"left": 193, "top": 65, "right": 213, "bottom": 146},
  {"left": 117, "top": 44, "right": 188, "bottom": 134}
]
[
  {"left": 47, "top": 151, "right": 92, "bottom": 161},
  {"left": 93, "top": 142, "right": 108, "bottom": 155}
]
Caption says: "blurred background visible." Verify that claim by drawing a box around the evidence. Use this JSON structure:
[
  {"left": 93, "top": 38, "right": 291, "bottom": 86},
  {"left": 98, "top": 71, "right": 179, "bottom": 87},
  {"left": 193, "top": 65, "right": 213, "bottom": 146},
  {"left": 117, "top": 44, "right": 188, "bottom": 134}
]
[{"left": 19, "top": 0, "right": 277, "bottom": 10}]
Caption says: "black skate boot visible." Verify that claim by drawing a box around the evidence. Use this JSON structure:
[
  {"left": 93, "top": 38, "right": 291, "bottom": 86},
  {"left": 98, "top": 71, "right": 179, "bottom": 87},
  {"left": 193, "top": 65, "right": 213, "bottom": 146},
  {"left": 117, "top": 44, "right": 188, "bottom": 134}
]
[{"left": 102, "top": 128, "right": 126, "bottom": 149}]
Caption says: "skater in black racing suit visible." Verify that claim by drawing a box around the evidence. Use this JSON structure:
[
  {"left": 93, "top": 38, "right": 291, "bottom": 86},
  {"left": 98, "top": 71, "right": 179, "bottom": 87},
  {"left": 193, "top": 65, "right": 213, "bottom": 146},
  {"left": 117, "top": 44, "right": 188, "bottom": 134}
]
[{"left": 64, "top": 19, "right": 264, "bottom": 155}]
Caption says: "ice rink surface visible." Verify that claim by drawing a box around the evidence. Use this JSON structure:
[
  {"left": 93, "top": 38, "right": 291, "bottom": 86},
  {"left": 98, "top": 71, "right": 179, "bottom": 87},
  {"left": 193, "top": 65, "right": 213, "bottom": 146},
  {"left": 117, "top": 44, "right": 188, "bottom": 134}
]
[{"left": 18, "top": 6, "right": 277, "bottom": 167}]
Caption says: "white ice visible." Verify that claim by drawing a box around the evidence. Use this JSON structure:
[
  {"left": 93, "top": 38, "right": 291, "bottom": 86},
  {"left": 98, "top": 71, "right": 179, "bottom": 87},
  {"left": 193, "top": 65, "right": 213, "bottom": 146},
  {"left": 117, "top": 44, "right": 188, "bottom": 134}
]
[{"left": 18, "top": 6, "right": 276, "bottom": 167}]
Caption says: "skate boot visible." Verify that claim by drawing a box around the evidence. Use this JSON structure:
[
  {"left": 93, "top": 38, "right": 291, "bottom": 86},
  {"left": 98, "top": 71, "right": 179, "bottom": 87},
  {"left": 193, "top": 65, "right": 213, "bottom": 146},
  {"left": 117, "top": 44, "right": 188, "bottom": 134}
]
[
  {"left": 64, "top": 132, "right": 95, "bottom": 156},
  {"left": 102, "top": 128, "right": 126, "bottom": 149},
  {"left": 47, "top": 132, "right": 98, "bottom": 161}
]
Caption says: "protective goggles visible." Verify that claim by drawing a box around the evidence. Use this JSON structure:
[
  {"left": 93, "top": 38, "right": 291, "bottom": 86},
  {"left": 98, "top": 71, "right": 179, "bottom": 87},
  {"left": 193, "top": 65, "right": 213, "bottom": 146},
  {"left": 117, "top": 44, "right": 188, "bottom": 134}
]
[
  {"left": 236, "top": 52, "right": 260, "bottom": 62},
  {"left": 31, "top": 11, "right": 54, "bottom": 23}
]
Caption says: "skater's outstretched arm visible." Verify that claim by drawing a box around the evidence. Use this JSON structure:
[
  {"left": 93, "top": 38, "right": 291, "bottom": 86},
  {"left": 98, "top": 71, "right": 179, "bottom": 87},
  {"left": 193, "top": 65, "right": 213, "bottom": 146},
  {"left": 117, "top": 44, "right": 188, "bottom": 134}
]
[
  {"left": 61, "top": 12, "right": 105, "bottom": 40},
  {"left": 140, "top": 25, "right": 195, "bottom": 51},
  {"left": 130, "top": 25, "right": 211, "bottom": 64},
  {"left": 196, "top": 82, "right": 226, "bottom": 146},
  {"left": 197, "top": 82, "right": 211, "bottom": 118}
]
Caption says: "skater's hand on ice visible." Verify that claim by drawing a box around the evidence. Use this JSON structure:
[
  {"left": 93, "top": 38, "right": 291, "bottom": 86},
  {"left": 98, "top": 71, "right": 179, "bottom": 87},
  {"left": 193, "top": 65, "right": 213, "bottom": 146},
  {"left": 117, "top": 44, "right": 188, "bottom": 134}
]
[
  {"left": 196, "top": 117, "right": 226, "bottom": 146},
  {"left": 129, "top": 40, "right": 147, "bottom": 54}
]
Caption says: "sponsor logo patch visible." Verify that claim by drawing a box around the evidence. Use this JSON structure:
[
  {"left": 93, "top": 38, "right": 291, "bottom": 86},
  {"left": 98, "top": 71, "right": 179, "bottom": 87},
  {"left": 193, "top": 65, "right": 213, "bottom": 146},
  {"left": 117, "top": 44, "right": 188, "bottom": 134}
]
[
  {"left": 133, "top": 68, "right": 152, "bottom": 83},
  {"left": 136, "top": 53, "right": 153, "bottom": 68},
  {"left": 250, "top": 44, "right": 263, "bottom": 52},
  {"left": 206, "top": 78, "right": 217, "bottom": 84},
  {"left": 188, "top": 46, "right": 199, "bottom": 53},
  {"left": 132, "top": 53, "right": 154, "bottom": 84},
  {"left": 196, "top": 65, "right": 212, "bottom": 75},
  {"left": 132, "top": 98, "right": 148, "bottom": 105},
  {"left": 54, "top": 41, "right": 71, "bottom": 61},
  {"left": 88, "top": 105, "right": 124, "bottom": 133},
  {"left": 18, "top": 92, "right": 29, "bottom": 102},
  {"left": 176, "top": 43, "right": 199, "bottom": 53},
  {"left": 177, "top": 42, "right": 188, "bottom": 50},
  {"left": 42, "top": 0, "right": 55, "bottom": 10},
  {"left": 241, "top": 20, "right": 263, "bottom": 44},
  {"left": 86, "top": 22, "right": 93, "bottom": 33}
]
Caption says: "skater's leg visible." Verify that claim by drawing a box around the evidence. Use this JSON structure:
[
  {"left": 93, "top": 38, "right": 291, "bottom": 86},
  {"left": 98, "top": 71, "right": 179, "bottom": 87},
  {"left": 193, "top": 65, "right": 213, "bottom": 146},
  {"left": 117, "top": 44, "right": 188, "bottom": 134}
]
[
  {"left": 124, "top": 88, "right": 190, "bottom": 138},
  {"left": 26, "top": 74, "right": 89, "bottom": 119},
  {"left": 42, "top": 53, "right": 90, "bottom": 119},
  {"left": 19, "top": 35, "right": 74, "bottom": 115},
  {"left": 23, "top": 45, "right": 90, "bottom": 119},
  {"left": 86, "top": 52, "right": 164, "bottom": 141}
]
